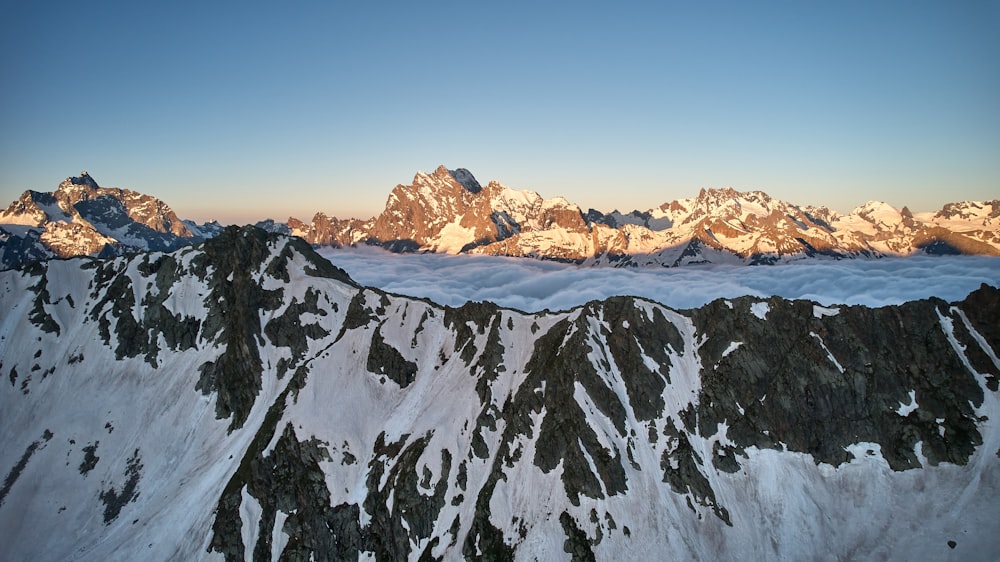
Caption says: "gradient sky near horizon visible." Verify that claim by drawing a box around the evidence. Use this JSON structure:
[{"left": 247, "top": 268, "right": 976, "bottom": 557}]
[{"left": 1, "top": 1, "right": 997, "bottom": 224}]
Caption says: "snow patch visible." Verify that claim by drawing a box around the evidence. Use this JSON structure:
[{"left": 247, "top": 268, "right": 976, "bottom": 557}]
[
  {"left": 809, "top": 331, "right": 844, "bottom": 373},
  {"left": 239, "top": 486, "right": 263, "bottom": 555},
  {"left": 432, "top": 221, "right": 476, "bottom": 254},
  {"left": 721, "top": 341, "right": 742, "bottom": 358},
  {"left": 813, "top": 304, "right": 840, "bottom": 318},
  {"left": 896, "top": 390, "right": 918, "bottom": 416},
  {"left": 750, "top": 301, "right": 770, "bottom": 320}
]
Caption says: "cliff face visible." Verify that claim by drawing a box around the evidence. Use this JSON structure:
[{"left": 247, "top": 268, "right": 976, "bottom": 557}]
[{"left": 1, "top": 227, "right": 998, "bottom": 560}]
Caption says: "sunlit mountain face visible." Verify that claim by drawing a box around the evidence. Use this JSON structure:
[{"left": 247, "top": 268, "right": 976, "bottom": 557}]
[
  {"left": 2, "top": 167, "right": 999, "bottom": 271},
  {"left": 284, "top": 166, "right": 1000, "bottom": 266}
]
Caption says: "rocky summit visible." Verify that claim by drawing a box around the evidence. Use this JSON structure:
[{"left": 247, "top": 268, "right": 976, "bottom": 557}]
[
  {"left": 1, "top": 226, "right": 998, "bottom": 560},
  {"left": 0, "top": 172, "right": 222, "bottom": 270}
]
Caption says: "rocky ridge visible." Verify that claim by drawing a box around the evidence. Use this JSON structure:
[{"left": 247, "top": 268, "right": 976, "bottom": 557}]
[
  {"left": 288, "top": 166, "right": 1000, "bottom": 266},
  {"left": 1, "top": 227, "right": 998, "bottom": 560}
]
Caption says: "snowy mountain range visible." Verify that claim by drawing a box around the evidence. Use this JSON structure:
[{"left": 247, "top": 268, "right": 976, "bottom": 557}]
[
  {"left": 1, "top": 227, "right": 998, "bottom": 560},
  {"left": 286, "top": 165, "right": 1000, "bottom": 266},
  {"left": 2, "top": 167, "right": 999, "bottom": 270}
]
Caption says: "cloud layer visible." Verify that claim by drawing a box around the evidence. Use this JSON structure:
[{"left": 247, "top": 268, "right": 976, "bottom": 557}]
[{"left": 318, "top": 247, "right": 1000, "bottom": 313}]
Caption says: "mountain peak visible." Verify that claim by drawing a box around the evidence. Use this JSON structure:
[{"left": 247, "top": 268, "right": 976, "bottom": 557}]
[
  {"left": 855, "top": 200, "right": 896, "bottom": 212},
  {"left": 851, "top": 200, "right": 901, "bottom": 224},
  {"left": 0, "top": 171, "right": 212, "bottom": 268},
  {"left": 56, "top": 171, "right": 101, "bottom": 198},
  {"left": 421, "top": 165, "right": 482, "bottom": 194},
  {"left": 695, "top": 187, "right": 774, "bottom": 203},
  {"left": 68, "top": 171, "right": 100, "bottom": 189},
  {"left": 446, "top": 167, "right": 482, "bottom": 194},
  {"left": 409, "top": 166, "right": 483, "bottom": 196},
  {"left": 698, "top": 186, "right": 738, "bottom": 198}
]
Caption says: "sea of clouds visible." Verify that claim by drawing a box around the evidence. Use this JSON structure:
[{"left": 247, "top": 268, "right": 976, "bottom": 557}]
[{"left": 317, "top": 247, "right": 1000, "bottom": 313}]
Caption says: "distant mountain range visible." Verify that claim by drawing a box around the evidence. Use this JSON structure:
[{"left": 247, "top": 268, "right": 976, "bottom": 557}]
[{"left": 2, "top": 167, "right": 998, "bottom": 269}]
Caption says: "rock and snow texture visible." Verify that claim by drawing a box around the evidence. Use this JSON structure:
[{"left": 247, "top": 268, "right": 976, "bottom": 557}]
[
  {"left": 0, "top": 172, "right": 219, "bottom": 269},
  {"left": 1, "top": 226, "right": 999, "bottom": 560},
  {"left": 285, "top": 165, "right": 590, "bottom": 257},
  {"left": 4, "top": 168, "right": 1000, "bottom": 269},
  {"left": 290, "top": 167, "right": 1000, "bottom": 265}
]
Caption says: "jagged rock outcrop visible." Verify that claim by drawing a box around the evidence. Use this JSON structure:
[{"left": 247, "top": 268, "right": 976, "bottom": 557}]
[{"left": 1, "top": 228, "right": 998, "bottom": 560}]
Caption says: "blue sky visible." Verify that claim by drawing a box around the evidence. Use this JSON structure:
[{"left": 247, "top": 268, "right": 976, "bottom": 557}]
[{"left": 1, "top": 1, "right": 997, "bottom": 224}]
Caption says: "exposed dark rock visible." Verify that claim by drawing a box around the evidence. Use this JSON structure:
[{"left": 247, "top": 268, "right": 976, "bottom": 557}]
[
  {"left": 335, "top": 290, "right": 378, "bottom": 342},
  {"left": 264, "top": 287, "right": 330, "bottom": 378},
  {"left": 194, "top": 226, "right": 284, "bottom": 430},
  {"left": 518, "top": 315, "right": 628, "bottom": 505},
  {"left": 99, "top": 448, "right": 143, "bottom": 524},
  {"left": 468, "top": 313, "right": 507, "bottom": 460},
  {"left": 246, "top": 424, "right": 363, "bottom": 561},
  {"left": 137, "top": 253, "right": 200, "bottom": 365},
  {"left": 208, "top": 363, "right": 299, "bottom": 561},
  {"left": 956, "top": 284, "right": 1000, "bottom": 390},
  {"left": 365, "top": 432, "right": 452, "bottom": 560},
  {"left": 661, "top": 420, "right": 731, "bottom": 525},
  {"left": 0, "top": 430, "right": 52, "bottom": 507},
  {"left": 89, "top": 265, "right": 145, "bottom": 360},
  {"left": 597, "top": 297, "right": 683, "bottom": 421},
  {"left": 559, "top": 511, "right": 596, "bottom": 562},
  {"left": 79, "top": 442, "right": 100, "bottom": 475},
  {"left": 444, "top": 300, "right": 501, "bottom": 365},
  {"left": 70, "top": 171, "right": 100, "bottom": 189},
  {"left": 367, "top": 325, "right": 418, "bottom": 388},
  {"left": 27, "top": 263, "right": 60, "bottom": 335},
  {"left": 689, "top": 294, "right": 989, "bottom": 471}
]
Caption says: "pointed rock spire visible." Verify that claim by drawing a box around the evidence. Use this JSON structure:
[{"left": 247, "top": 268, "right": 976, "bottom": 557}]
[
  {"left": 70, "top": 171, "right": 100, "bottom": 189},
  {"left": 446, "top": 167, "right": 482, "bottom": 194}
]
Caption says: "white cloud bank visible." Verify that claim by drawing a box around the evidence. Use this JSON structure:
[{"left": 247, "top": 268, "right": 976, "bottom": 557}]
[{"left": 318, "top": 247, "right": 1000, "bottom": 313}]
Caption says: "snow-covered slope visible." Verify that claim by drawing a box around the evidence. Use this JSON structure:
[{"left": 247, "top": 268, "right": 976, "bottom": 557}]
[
  {"left": 2, "top": 227, "right": 998, "bottom": 560},
  {"left": 0, "top": 172, "right": 220, "bottom": 269}
]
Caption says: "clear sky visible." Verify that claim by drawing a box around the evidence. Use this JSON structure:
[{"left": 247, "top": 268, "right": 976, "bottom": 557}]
[{"left": 1, "top": 1, "right": 997, "bottom": 224}]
